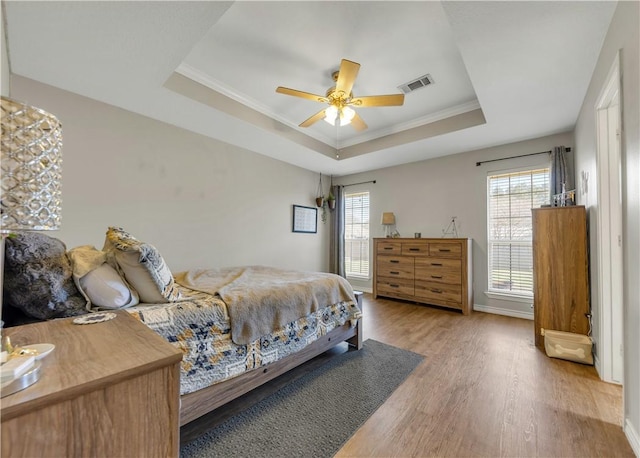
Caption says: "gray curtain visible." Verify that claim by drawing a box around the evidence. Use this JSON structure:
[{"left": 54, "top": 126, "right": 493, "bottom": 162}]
[
  {"left": 329, "top": 185, "right": 345, "bottom": 277},
  {"left": 550, "top": 146, "right": 573, "bottom": 203}
]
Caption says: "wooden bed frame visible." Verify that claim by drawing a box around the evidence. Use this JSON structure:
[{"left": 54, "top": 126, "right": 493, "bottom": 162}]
[{"left": 180, "top": 317, "right": 362, "bottom": 426}]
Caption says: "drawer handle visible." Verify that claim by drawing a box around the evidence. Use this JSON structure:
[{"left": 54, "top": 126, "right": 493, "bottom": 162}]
[
  {"left": 431, "top": 289, "right": 443, "bottom": 294},
  {"left": 384, "top": 247, "right": 393, "bottom": 250},
  {"left": 390, "top": 284, "right": 400, "bottom": 288},
  {"left": 409, "top": 248, "right": 420, "bottom": 252},
  {"left": 431, "top": 263, "right": 443, "bottom": 266},
  {"left": 431, "top": 275, "right": 443, "bottom": 279},
  {"left": 389, "top": 260, "right": 400, "bottom": 264},
  {"left": 390, "top": 271, "right": 400, "bottom": 275},
  {"left": 438, "top": 249, "right": 451, "bottom": 252}
]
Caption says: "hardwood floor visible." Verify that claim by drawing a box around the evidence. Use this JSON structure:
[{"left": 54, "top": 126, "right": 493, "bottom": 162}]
[{"left": 335, "top": 294, "right": 634, "bottom": 457}]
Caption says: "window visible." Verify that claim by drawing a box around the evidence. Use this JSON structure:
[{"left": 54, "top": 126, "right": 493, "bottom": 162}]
[
  {"left": 345, "top": 191, "right": 370, "bottom": 278},
  {"left": 487, "top": 168, "right": 549, "bottom": 296}
]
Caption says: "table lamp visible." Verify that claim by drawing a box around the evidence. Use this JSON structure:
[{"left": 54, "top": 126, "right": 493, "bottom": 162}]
[
  {"left": 1, "top": 96, "right": 62, "bottom": 385},
  {"left": 381, "top": 212, "right": 395, "bottom": 238}
]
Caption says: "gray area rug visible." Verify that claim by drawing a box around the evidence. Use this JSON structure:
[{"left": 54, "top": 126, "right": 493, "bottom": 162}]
[{"left": 180, "top": 339, "right": 424, "bottom": 458}]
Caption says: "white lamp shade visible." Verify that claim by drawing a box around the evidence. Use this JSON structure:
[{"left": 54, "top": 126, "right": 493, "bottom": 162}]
[
  {"left": 324, "top": 105, "right": 338, "bottom": 125},
  {"left": 1, "top": 97, "right": 63, "bottom": 231},
  {"left": 341, "top": 106, "right": 355, "bottom": 124}
]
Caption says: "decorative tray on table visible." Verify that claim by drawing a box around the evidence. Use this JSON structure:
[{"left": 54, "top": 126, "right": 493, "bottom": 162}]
[{"left": 1, "top": 362, "right": 42, "bottom": 398}]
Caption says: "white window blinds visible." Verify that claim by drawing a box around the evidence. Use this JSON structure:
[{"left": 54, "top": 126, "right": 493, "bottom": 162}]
[
  {"left": 345, "top": 191, "right": 370, "bottom": 278},
  {"left": 487, "top": 168, "right": 549, "bottom": 296}
]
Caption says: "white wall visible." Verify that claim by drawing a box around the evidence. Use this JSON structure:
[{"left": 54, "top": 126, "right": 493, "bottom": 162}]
[
  {"left": 336, "top": 131, "right": 574, "bottom": 319},
  {"left": 573, "top": 1, "right": 640, "bottom": 453},
  {"left": 11, "top": 76, "right": 330, "bottom": 274},
  {"left": 1, "top": 4, "right": 9, "bottom": 96},
  {"left": 0, "top": 4, "right": 7, "bottom": 310}
]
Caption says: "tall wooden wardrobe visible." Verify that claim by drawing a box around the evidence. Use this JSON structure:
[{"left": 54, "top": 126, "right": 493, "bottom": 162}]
[{"left": 531, "top": 206, "right": 590, "bottom": 349}]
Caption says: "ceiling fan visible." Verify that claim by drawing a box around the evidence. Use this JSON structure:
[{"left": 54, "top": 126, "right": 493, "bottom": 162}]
[{"left": 276, "top": 59, "right": 404, "bottom": 131}]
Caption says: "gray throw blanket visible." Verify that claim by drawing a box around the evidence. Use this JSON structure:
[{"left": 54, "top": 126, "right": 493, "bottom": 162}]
[{"left": 174, "top": 266, "right": 356, "bottom": 345}]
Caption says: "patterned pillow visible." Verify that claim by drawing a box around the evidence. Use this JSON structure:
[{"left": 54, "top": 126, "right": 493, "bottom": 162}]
[{"left": 103, "top": 227, "right": 181, "bottom": 303}]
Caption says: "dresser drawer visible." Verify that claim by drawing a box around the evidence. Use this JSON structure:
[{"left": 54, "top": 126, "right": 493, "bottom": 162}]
[
  {"left": 415, "top": 281, "right": 462, "bottom": 306},
  {"left": 401, "top": 242, "right": 429, "bottom": 256},
  {"left": 377, "top": 241, "right": 401, "bottom": 254},
  {"left": 377, "top": 256, "right": 414, "bottom": 279},
  {"left": 377, "top": 277, "right": 415, "bottom": 299},
  {"left": 429, "top": 242, "right": 462, "bottom": 258},
  {"left": 415, "top": 258, "right": 462, "bottom": 284}
]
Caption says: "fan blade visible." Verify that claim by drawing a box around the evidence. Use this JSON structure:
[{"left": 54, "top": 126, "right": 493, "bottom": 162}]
[
  {"left": 299, "top": 109, "right": 327, "bottom": 128},
  {"left": 335, "top": 59, "right": 360, "bottom": 97},
  {"left": 276, "top": 87, "right": 328, "bottom": 103},
  {"left": 350, "top": 112, "right": 368, "bottom": 131},
  {"left": 351, "top": 94, "right": 405, "bottom": 107}
]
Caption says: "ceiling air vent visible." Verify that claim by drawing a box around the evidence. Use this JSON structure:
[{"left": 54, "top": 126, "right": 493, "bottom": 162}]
[{"left": 398, "top": 74, "right": 434, "bottom": 94}]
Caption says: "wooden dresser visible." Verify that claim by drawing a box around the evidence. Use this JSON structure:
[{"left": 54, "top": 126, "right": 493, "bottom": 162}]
[
  {"left": 1, "top": 311, "right": 182, "bottom": 458},
  {"left": 373, "top": 238, "right": 473, "bottom": 315},
  {"left": 532, "top": 206, "right": 590, "bottom": 349}
]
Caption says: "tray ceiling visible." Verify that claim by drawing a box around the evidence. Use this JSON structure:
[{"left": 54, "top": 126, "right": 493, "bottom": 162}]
[{"left": 4, "top": 1, "right": 616, "bottom": 175}]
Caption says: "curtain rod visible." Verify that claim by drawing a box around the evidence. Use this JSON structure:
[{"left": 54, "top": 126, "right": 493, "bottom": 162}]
[
  {"left": 475, "top": 147, "right": 571, "bottom": 167},
  {"left": 341, "top": 180, "right": 376, "bottom": 188}
]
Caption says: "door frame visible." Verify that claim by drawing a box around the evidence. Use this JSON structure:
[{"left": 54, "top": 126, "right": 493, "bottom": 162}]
[{"left": 595, "top": 50, "right": 624, "bottom": 385}]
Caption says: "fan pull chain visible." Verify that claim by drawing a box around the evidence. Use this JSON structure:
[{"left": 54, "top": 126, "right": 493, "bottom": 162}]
[{"left": 336, "top": 119, "right": 340, "bottom": 158}]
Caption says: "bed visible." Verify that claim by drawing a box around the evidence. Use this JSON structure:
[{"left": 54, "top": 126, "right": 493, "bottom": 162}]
[
  {"left": 2, "top": 229, "right": 363, "bottom": 427},
  {"left": 125, "top": 266, "right": 362, "bottom": 425}
]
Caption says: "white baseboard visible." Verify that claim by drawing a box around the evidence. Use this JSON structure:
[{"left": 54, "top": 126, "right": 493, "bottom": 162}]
[
  {"left": 473, "top": 304, "right": 534, "bottom": 321},
  {"left": 625, "top": 418, "right": 640, "bottom": 457},
  {"left": 594, "top": 354, "right": 603, "bottom": 380}
]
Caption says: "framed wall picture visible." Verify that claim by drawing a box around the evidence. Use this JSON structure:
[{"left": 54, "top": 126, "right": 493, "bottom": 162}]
[{"left": 292, "top": 205, "right": 317, "bottom": 233}]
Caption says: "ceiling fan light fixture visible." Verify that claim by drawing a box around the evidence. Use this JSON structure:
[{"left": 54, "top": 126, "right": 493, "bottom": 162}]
[
  {"left": 342, "top": 106, "right": 355, "bottom": 124},
  {"left": 324, "top": 105, "right": 355, "bottom": 127},
  {"left": 324, "top": 105, "right": 338, "bottom": 125},
  {"left": 277, "top": 59, "right": 403, "bottom": 130}
]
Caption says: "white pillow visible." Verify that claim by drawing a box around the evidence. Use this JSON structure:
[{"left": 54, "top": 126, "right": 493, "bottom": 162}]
[
  {"left": 79, "top": 263, "right": 139, "bottom": 309},
  {"left": 115, "top": 250, "right": 169, "bottom": 304}
]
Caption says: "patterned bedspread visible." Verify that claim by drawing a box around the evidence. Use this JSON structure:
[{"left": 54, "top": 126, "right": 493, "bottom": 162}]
[{"left": 126, "top": 286, "right": 361, "bottom": 395}]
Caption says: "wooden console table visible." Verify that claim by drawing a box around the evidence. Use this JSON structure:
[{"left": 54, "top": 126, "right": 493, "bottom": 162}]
[{"left": 1, "top": 311, "right": 182, "bottom": 457}]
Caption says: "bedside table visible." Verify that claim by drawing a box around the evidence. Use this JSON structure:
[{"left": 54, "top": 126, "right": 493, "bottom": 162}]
[{"left": 1, "top": 311, "right": 182, "bottom": 457}]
